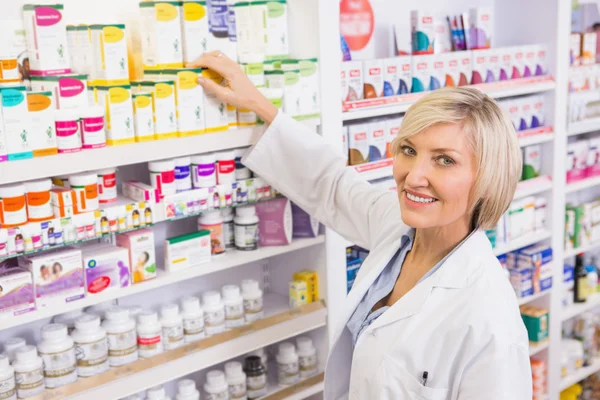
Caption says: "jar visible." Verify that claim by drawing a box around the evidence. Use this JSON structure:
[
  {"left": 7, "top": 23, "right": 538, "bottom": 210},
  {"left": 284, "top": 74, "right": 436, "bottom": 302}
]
[
  {"left": 198, "top": 211, "right": 225, "bottom": 255},
  {"left": 241, "top": 279, "right": 264, "bottom": 322},
  {"left": 222, "top": 284, "right": 244, "bottom": 328},
  {"left": 176, "top": 379, "right": 200, "bottom": 400},
  {"left": 38, "top": 323, "right": 78, "bottom": 388},
  {"left": 80, "top": 106, "right": 106, "bottom": 149},
  {"left": 13, "top": 346, "right": 44, "bottom": 398},
  {"left": 137, "top": 310, "right": 164, "bottom": 358},
  {"left": 0, "top": 183, "right": 27, "bottom": 228},
  {"left": 221, "top": 208, "right": 235, "bottom": 248},
  {"left": 124, "top": 305, "right": 144, "bottom": 320},
  {"left": 247, "top": 348, "right": 268, "bottom": 373},
  {"left": 204, "top": 370, "right": 229, "bottom": 400},
  {"left": 55, "top": 109, "right": 82, "bottom": 153},
  {"left": 181, "top": 296, "right": 205, "bottom": 343},
  {"left": 0, "top": 354, "right": 16, "bottom": 400},
  {"left": 147, "top": 385, "right": 171, "bottom": 400},
  {"left": 173, "top": 156, "right": 192, "bottom": 193},
  {"left": 53, "top": 309, "right": 85, "bottom": 334},
  {"left": 24, "top": 179, "right": 53, "bottom": 223},
  {"left": 233, "top": 148, "right": 252, "bottom": 180},
  {"left": 97, "top": 168, "right": 117, "bottom": 204},
  {"left": 191, "top": 153, "right": 217, "bottom": 189},
  {"left": 85, "top": 301, "right": 114, "bottom": 321},
  {"left": 69, "top": 172, "right": 99, "bottom": 213},
  {"left": 3, "top": 337, "right": 26, "bottom": 363},
  {"left": 225, "top": 361, "right": 247, "bottom": 400},
  {"left": 244, "top": 356, "right": 267, "bottom": 399},
  {"left": 202, "top": 290, "right": 225, "bottom": 336},
  {"left": 102, "top": 307, "right": 138, "bottom": 366},
  {"left": 215, "top": 150, "right": 236, "bottom": 186},
  {"left": 149, "top": 159, "right": 176, "bottom": 198},
  {"left": 71, "top": 314, "right": 109, "bottom": 377},
  {"left": 234, "top": 205, "right": 259, "bottom": 251},
  {"left": 296, "top": 336, "right": 318, "bottom": 378},
  {"left": 160, "top": 304, "right": 184, "bottom": 350},
  {"left": 276, "top": 342, "right": 299, "bottom": 386}
]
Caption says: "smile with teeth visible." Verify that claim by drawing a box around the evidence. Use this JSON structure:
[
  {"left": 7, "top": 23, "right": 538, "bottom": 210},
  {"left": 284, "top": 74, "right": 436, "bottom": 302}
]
[{"left": 406, "top": 191, "right": 437, "bottom": 203}]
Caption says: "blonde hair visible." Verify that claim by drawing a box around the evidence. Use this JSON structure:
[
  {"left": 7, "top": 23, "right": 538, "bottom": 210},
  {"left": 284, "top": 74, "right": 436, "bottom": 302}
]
[{"left": 390, "top": 87, "right": 522, "bottom": 230}]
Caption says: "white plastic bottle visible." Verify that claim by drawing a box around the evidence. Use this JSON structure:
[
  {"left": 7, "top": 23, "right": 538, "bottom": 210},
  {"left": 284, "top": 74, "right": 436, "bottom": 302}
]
[
  {"left": 38, "top": 323, "right": 78, "bottom": 388},
  {"left": 234, "top": 206, "right": 259, "bottom": 251},
  {"left": 161, "top": 304, "right": 185, "bottom": 350},
  {"left": 233, "top": 148, "right": 252, "bottom": 180},
  {"left": 102, "top": 307, "right": 138, "bottom": 366},
  {"left": 203, "top": 291, "right": 226, "bottom": 335},
  {"left": 86, "top": 301, "right": 114, "bottom": 320},
  {"left": 3, "top": 337, "right": 26, "bottom": 363},
  {"left": 204, "top": 370, "right": 229, "bottom": 400},
  {"left": 225, "top": 361, "right": 248, "bottom": 400},
  {"left": 296, "top": 336, "right": 318, "bottom": 378},
  {"left": 53, "top": 309, "right": 85, "bottom": 334},
  {"left": 276, "top": 342, "right": 300, "bottom": 386},
  {"left": 241, "top": 280, "right": 264, "bottom": 322},
  {"left": 137, "top": 310, "right": 164, "bottom": 358},
  {"left": 222, "top": 285, "right": 245, "bottom": 328},
  {"left": 124, "top": 305, "right": 144, "bottom": 321},
  {"left": 221, "top": 208, "right": 235, "bottom": 249},
  {"left": 247, "top": 347, "right": 268, "bottom": 373},
  {"left": 13, "top": 346, "right": 44, "bottom": 398},
  {"left": 147, "top": 385, "right": 171, "bottom": 400},
  {"left": 71, "top": 314, "right": 109, "bottom": 377},
  {"left": 176, "top": 379, "right": 200, "bottom": 400},
  {"left": 181, "top": 296, "right": 205, "bottom": 343},
  {"left": 0, "top": 354, "right": 16, "bottom": 400}
]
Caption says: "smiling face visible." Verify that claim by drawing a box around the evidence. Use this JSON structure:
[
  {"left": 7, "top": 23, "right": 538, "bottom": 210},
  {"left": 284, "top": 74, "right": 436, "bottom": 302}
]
[{"left": 393, "top": 122, "right": 477, "bottom": 231}]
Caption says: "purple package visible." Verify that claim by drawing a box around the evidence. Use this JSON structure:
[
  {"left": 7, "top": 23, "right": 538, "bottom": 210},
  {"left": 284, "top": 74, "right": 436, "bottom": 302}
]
[
  {"left": 0, "top": 267, "right": 35, "bottom": 317},
  {"left": 291, "top": 203, "right": 320, "bottom": 238},
  {"left": 255, "top": 197, "right": 293, "bottom": 246},
  {"left": 82, "top": 246, "right": 131, "bottom": 295}
]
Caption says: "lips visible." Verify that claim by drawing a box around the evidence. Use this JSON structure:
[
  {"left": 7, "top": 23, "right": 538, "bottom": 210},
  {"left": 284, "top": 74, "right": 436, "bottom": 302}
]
[{"left": 404, "top": 189, "right": 438, "bottom": 204}]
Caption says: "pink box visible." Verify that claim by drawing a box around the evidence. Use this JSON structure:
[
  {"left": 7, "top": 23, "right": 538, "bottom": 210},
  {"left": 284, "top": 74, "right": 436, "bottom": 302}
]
[{"left": 255, "top": 197, "right": 293, "bottom": 246}]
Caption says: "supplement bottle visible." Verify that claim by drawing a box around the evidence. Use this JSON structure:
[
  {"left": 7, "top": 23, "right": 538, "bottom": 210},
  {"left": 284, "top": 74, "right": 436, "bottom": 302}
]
[
  {"left": 37, "top": 323, "right": 78, "bottom": 388},
  {"left": 276, "top": 342, "right": 300, "bottom": 386},
  {"left": 0, "top": 354, "right": 16, "bottom": 400},
  {"left": 233, "top": 148, "right": 252, "bottom": 180},
  {"left": 80, "top": 106, "right": 106, "bottom": 149},
  {"left": 24, "top": 178, "right": 53, "bottom": 223},
  {"left": 191, "top": 153, "right": 217, "bottom": 189},
  {"left": 198, "top": 211, "right": 226, "bottom": 255},
  {"left": 181, "top": 296, "right": 205, "bottom": 343},
  {"left": 148, "top": 159, "right": 177, "bottom": 198},
  {"left": 97, "top": 168, "right": 117, "bottom": 204},
  {"left": 53, "top": 309, "right": 85, "bottom": 334},
  {"left": 69, "top": 172, "right": 99, "bottom": 213},
  {"left": 215, "top": 150, "right": 236, "bottom": 185},
  {"left": 176, "top": 379, "right": 200, "bottom": 400},
  {"left": 124, "top": 305, "right": 144, "bottom": 320},
  {"left": 244, "top": 356, "right": 267, "bottom": 399},
  {"left": 3, "top": 337, "right": 26, "bottom": 363},
  {"left": 222, "top": 284, "right": 244, "bottom": 328},
  {"left": 0, "top": 184, "right": 27, "bottom": 228},
  {"left": 161, "top": 303, "right": 185, "bottom": 350},
  {"left": 234, "top": 205, "right": 259, "bottom": 251},
  {"left": 13, "top": 346, "right": 44, "bottom": 398},
  {"left": 147, "top": 385, "right": 171, "bottom": 400},
  {"left": 173, "top": 156, "right": 192, "bottom": 192},
  {"left": 202, "top": 291, "right": 226, "bottom": 335},
  {"left": 71, "top": 314, "right": 109, "bottom": 377},
  {"left": 221, "top": 208, "right": 235, "bottom": 249},
  {"left": 54, "top": 109, "right": 82, "bottom": 153},
  {"left": 204, "top": 370, "right": 229, "bottom": 400},
  {"left": 137, "top": 310, "right": 164, "bottom": 358},
  {"left": 241, "top": 280, "right": 264, "bottom": 322},
  {"left": 296, "top": 336, "right": 318, "bottom": 378},
  {"left": 102, "top": 307, "right": 138, "bottom": 366},
  {"left": 225, "top": 361, "right": 248, "bottom": 400},
  {"left": 247, "top": 348, "right": 268, "bottom": 373}
]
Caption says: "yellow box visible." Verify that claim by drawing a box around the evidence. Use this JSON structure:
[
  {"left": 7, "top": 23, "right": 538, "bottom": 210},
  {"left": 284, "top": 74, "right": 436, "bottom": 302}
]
[
  {"left": 293, "top": 270, "right": 319, "bottom": 303},
  {"left": 289, "top": 280, "right": 308, "bottom": 309}
]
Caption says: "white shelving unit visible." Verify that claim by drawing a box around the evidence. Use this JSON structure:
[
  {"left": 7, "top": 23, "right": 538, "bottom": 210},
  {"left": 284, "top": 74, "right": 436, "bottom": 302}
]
[{"left": 568, "top": 118, "right": 600, "bottom": 137}]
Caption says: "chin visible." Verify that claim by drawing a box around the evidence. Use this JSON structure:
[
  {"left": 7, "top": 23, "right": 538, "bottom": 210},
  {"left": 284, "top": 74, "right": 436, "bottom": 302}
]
[{"left": 400, "top": 212, "right": 437, "bottom": 229}]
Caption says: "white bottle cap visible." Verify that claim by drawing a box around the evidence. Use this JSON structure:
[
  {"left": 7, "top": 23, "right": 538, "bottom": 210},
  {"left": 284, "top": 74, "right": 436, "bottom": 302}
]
[
  {"left": 149, "top": 159, "right": 175, "bottom": 173},
  {"left": 181, "top": 296, "right": 202, "bottom": 314},
  {"left": 69, "top": 172, "right": 97, "bottom": 187},
  {"left": 4, "top": 337, "right": 26, "bottom": 355},
  {"left": 138, "top": 310, "right": 159, "bottom": 326},
  {"left": 74, "top": 314, "right": 101, "bottom": 331},
  {"left": 124, "top": 306, "right": 144, "bottom": 319},
  {"left": 215, "top": 150, "right": 235, "bottom": 161},
  {"left": 177, "top": 379, "right": 197, "bottom": 395},
  {"left": 96, "top": 167, "right": 116, "bottom": 176},
  {"left": 221, "top": 208, "right": 234, "bottom": 218},
  {"left": 24, "top": 178, "right": 52, "bottom": 193},
  {"left": 241, "top": 279, "right": 260, "bottom": 295},
  {"left": 296, "top": 336, "right": 313, "bottom": 352},
  {"left": 191, "top": 153, "right": 215, "bottom": 165},
  {"left": 225, "top": 361, "right": 244, "bottom": 378},
  {"left": 147, "top": 385, "right": 166, "bottom": 400},
  {"left": 15, "top": 345, "right": 38, "bottom": 362},
  {"left": 161, "top": 303, "right": 180, "bottom": 319},
  {"left": 233, "top": 148, "right": 247, "bottom": 158},
  {"left": 0, "top": 183, "right": 25, "bottom": 198},
  {"left": 221, "top": 285, "right": 241, "bottom": 302},
  {"left": 206, "top": 370, "right": 226, "bottom": 387},
  {"left": 278, "top": 342, "right": 296, "bottom": 357},
  {"left": 105, "top": 307, "right": 130, "bottom": 322},
  {"left": 198, "top": 210, "right": 223, "bottom": 225},
  {"left": 236, "top": 205, "right": 256, "bottom": 218},
  {"left": 41, "top": 323, "right": 68, "bottom": 340},
  {"left": 0, "top": 354, "right": 9, "bottom": 370},
  {"left": 173, "top": 156, "right": 191, "bottom": 166},
  {"left": 202, "top": 291, "right": 222, "bottom": 307}
]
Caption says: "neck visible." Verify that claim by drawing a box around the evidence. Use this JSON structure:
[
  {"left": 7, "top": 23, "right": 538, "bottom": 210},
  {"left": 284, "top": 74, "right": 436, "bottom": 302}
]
[{"left": 411, "top": 218, "right": 472, "bottom": 262}]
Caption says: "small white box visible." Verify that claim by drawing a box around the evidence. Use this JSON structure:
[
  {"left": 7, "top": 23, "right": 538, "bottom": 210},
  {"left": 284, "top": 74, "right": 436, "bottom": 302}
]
[
  {"left": 164, "top": 230, "right": 211, "bottom": 272},
  {"left": 26, "top": 91, "right": 58, "bottom": 157},
  {"left": 139, "top": 1, "right": 184, "bottom": 70},
  {"left": 363, "top": 59, "right": 384, "bottom": 98},
  {"left": 89, "top": 24, "right": 129, "bottom": 86},
  {"left": 342, "top": 61, "right": 363, "bottom": 101},
  {"left": 348, "top": 122, "right": 369, "bottom": 165},
  {"left": 30, "top": 74, "right": 88, "bottom": 110}
]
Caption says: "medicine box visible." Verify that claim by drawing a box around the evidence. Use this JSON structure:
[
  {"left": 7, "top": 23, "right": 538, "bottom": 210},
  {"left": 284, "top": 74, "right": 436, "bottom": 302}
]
[
  {"left": 291, "top": 203, "right": 320, "bottom": 238},
  {"left": 298, "top": 59, "right": 320, "bottom": 117},
  {"left": 513, "top": 46, "right": 526, "bottom": 79},
  {"left": 367, "top": 119, "right": 387, "bottom": 162},
  {"left": 520, "top": 306, "right": 549, "bottom": 343},
  {"left": 20, "top": 247, "right": 85, "bottom": 309},
  {"left": 30, "top": 75, "right": 88, "bottom": 110},
  {"left": 139, "top": 1, "right": 184, "bottom": 70},
  {"left": 469, "top": 7, "right": 492, "bottom": 49},
  {"left": 346, "top": 257, "right": 362, "bottom": 293},
  {"left": 566, "top": 140, "right": 588, "bottom": 183},
  {"left": 343, "top": 61, "right": 364, "bottom": 101},
  {"left": 137, "top": 80, "right": 178, "bottom": 140},
  {"left": 1, "top": 86, "right": 32, "bottom": 161},
  {"left": 348, "top": 122, "right": 369, "bottom": 165},
  {"left": 293, "top": 270, "right": 319, "bottom": 304},
  {"left": 82, "top": 245, "right": 131, "bottom": 294},
  {"left": 116, "top": 228, "right": 157, "bottom": 284},
  {"left": 581, "top": 33, "right": 597, "bottom": 65},
  {"left": 535, "top": 45, "right": 548, "bottom": 76},
  {"left": 471, "top": 50, "right": 491, "bottom": 84},
  {"left": 411, "top": 10, "right": 435, "bottom": 54},
  {"left": 90, "top": 24, "right": 129, "bottom": 86},
  {"left": 94, "top": 85, "right": 135, "bottom": 145},
  {"left": 523, "top": 45, "right": 537, "bottom": 78},
  {"left": 498, "top": 47, "right": 513, "bottom": 81},
  {"left": 201, "top": 69, "right": 229, "bottom": 132},
  {"left": 363, "top": 59, "right": 384, "bottom": 99},
  {"left": 565, "top": 208, "right": 576, "bottom": 251},
  {"left": 26, "top": 91, "right": 58, "bottom": 157},
  {"left": 509, "top": 260, "right": 533, "bottom": 298},
  {"left": 382, "top": 58, "right": 400, "bottom": 96},
  {"left": 430, "top": 55, "right": 445, "bottom": 90},
  {"left": 531, "top": 95, "right": 545, "bottom": 128},
  {"left": 164, "top": 230, "right": 211, "bottom": 272},
  {"left": 522, "top": 144, "right": 541, "bottom": 180},
  {"left": 571, "top": 33, "right": 582, "bottom": 66},
  {"left": 385, "top": 116, "right": 403, "bottom": 158},
  {"left": 442, "top": 52, "right": 460, "bottom": 87},
  {"left": 181, "top": 1, "right": 210, "bottom": 64},
  {"left": 0, "top": 267, "right": 35, "bottom": 318},
  {"left": 517, "top": 245, "right": 553, "bottom": 293},
  {"left": 591, "top": 200, "right": 600, "bottom": 243},
  {"left": 255, "top": 197, "right": 293, "bottom": 246},
  {"left": 411, "top": 54, "right": 434, "bottom": 93},
  {"left": 289, "top": 280, "right": 308, "bottom": 308},
  {"left": 132, "top": 93, "right": 155, "bottom": 142},
  {"left": 161, "top": 68, "right": 206, "bottom": 136},
  {"left": 122, "top": 181, "right": 161, "bottom": 203}
]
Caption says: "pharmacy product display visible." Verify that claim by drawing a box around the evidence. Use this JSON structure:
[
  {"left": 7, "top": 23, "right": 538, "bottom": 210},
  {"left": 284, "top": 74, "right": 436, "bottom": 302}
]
[
  {"left": 568, "top": 31, "right": 600, "bottom": 123},
  {"left": 565, "top": 199, "right": 600, "bottom": 253},
  {"left": 566, "top": 136, "right": 600, "bottom": 184}
]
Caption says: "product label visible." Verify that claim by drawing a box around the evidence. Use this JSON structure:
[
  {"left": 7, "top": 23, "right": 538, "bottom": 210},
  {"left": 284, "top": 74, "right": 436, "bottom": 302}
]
[
  {"left": 56, "top": 119, "right": 82, "bottom": 152},
  {"left": 74, "top": 337, "right": 109, "bottom": 377},
  {"left": 204, "top": 308, "right": 225, "bottom": 335},
  {"left": 246, "top": 374, "right": 267, "bottom": 398},
  {"left": 223, "top": 220, "right": 235, "bottom": 248},
  {"left": 183, "top": 317, "right": 205, "bottom": 341},
  {"left": 81, "top": 116, "right": 106, "bottom": 148},
  {"left": 200, "top": 222, "right": 226, "bottom": 255},
  {"left": 162, "top": 325, "right": 184, "bottom": 350},
  {"left": 15, "top": 367, "right": 44, "bottom": 398},
  {"left": 224, "top": 303, "right": 244, "bottom": 328},
  {"left": 217, "top": 159, "right": 235, "bottom": 183},
  {"left": 150, "top": 170, "right": 176, "bottom": 197},
  {"left": 193, "top": 163, "right": 217, "bottom": 188},
  {"left": 234, "top": 223, "right": 258, "bottom": 250},
  {"left": 277, "top": 360, "right": 300, "bottom": 385},
  {"left": 243, "top": 298, "right": 264, "bottom": 322},
  {"left": 137, "top": 332, "right": 163, "bottom": 358},
  {"left": 0, "top": 374, "right": 16, "bottom": 400},
  {"left": 0, "top": 195, "right": 27, "bottom": 227},
  {"left": 106, "top": 329, "right": 137, "bottom": 366},
  {"left": 229, "top": 382, "right": 246, "bottom": 399},
  {"left": 39, "top": 347, "right": 78, "bottom": 388},
  {"left": 208, "top": 0, "right": 228, "bottom": 34},
  {"left": 175, "top": 165, "right": 192, "bottom": 192},
  {"left": 97, "top": 172, "right": 117, "bottom": 203},
  {"left": 299, "top": 354, "right": 318, "bottom": 378},
  {"left": 205, "top": 391, "right": 229, "bottom": 400}
]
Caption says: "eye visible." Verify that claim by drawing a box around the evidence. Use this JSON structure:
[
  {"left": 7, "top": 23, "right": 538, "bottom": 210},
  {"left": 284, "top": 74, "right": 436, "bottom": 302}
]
[
  {"left": 436, "top": 156, "right": 455, "bottom": 166},
  {"left": 400, "top": 145, "right": 416, "bottom": 156}
]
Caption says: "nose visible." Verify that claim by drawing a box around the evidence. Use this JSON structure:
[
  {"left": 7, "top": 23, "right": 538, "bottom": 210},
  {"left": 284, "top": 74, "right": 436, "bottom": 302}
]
[{"left": 402, "top": 157, "right": 430, "bottom": 189}]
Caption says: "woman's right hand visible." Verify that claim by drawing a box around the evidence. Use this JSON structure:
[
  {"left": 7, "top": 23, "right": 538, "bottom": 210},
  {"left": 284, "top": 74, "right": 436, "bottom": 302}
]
[{"left": 188, "top": 51, "right": 279, "bottom": 125}]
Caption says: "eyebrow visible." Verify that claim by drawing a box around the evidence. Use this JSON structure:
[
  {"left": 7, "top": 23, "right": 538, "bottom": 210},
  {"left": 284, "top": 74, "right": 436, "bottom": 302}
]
[{"left": 403, "top": 138, "right": 463, "bottom": 156}]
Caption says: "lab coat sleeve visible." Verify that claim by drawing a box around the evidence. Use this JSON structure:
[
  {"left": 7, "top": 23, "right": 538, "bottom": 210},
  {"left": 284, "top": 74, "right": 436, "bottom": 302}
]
[
  {"left": 458, "top": 342, "right": 532, "bottom": 399},
  {"left": 242, "top": 112, "right": 400, "bottom": 250}
]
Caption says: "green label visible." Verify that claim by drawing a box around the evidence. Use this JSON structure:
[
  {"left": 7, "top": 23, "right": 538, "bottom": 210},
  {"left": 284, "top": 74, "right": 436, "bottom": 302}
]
[
  {"left": 269, "top": 97, "right": 282, "bottom": 109},
  {"left": 284, "top": 71, "right": 299, "bottom": 86},
  {"left": 267, "top": 1, "right": 285, "bottom": 18},
  {"left": 244, "top": 63, "right": 264, "bottom": 75},
  {"left": 299, "top": 60, "right": 316, "bottom": 78}
]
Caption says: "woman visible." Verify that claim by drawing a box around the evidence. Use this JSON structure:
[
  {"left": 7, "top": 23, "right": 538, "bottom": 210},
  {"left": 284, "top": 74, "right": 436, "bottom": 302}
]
[{"left": 191, "top": 52, "right": 531, "bottom": 399}]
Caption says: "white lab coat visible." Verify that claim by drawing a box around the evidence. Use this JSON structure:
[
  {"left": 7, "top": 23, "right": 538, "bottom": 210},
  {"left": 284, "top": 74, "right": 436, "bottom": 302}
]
[{"left": 243, "top": 113, "right": 532, "bottom": 400}]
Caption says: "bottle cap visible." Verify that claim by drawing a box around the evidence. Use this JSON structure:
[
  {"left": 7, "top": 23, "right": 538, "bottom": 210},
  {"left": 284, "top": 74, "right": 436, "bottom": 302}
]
[
  {"left": 15, "top": 345, "right": 38, "bottom": 362},
  {"left": 297, "top": 336, "right": 314, "bottom": 352},
  {"left": 198, "top": 210, "right": 223, "bottom": 225},
  {"left": 105, "top": 307, "right": 130, "bottom": 322},
  {"left": 148, "top": 159, "right": 175, "bottom": 173},
  {"left": 4, "top": 337, "right": 26, "bottom": 355},
  {"left": 233, "top": 148, "right": 247, "bottom": 158},
  {"left": 41, "top": 323, "right": 68, "bottom": 341},
  {"left": 69, "top": 172, "right": 97, "bottom": 187},
  {"left": 202, "top": 290, "right": 221, "bottom": 307},
  {"left": 191, "top": 153, "right": 216, "bottom": 165},
  {"left": 206, "top": 370, "right": 226, "bottom": 387},
  {"left": 0, "top": 183, "right": 25, "bottom": 198},
  {"left": 244, "top": 355, "right": 263, "bottom": 372},
  {"left": 225, "top": 361, "right": 244, "bottom": 377},
  {"left": 181, "top": 296, "right": 202, "bottom": 314},
  {"left": 146, "top": 385, "right": 166, "bottom": 400},
  {"left": 54, "top": 309, "right": 84, "bottom": 325},
  {"left": 177, "top": 379, "right": 197, "bottom": 395},
  {"left": 221, "top": 208, "right": 234, "bottom": 218},
  {"left": 215, "top": 150, "right": 235, "bottom": 161},
  {"left": 241, "top": 279, "right": 260, "bottom": 295},
  {"left": 124, "top": 306, "right": 144, "bottom": 319},
  {"left": 236, "top": 205, "right": 256, "bottom": 218},
  {"left": 0, "top": 354, "right": 9, "bottom": 370},
  {"left": 221, "top": 285, "right": 241, "bottom": 302},
  {"left": 138, "top": 310, "right": 159, "bottom": 326},
  {"left": 278, "top": 342, "right": 296, "bottom": 357},
  {"left": 74, "top": 314, "right": 101, "bottom": 331},
  {"left": 24, "top": 178, "right": 52, "bottom": 193},
  {"left": 161, "top": 303, "right": 180, "bottom": 319},
  {"left": 173, "top": 156, "right": 191, "bottom": 166}
]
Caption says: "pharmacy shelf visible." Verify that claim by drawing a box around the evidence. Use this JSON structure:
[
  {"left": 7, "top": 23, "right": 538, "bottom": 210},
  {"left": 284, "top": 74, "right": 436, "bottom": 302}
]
[
  {"left": 560, "top": 357, "right": 600, "bottom": 391},
  {"left": 568, "top": 118, "right": 600, "bottom": 137},
  {"left": 341, "top": 76, "right": 556, "bottom": 121},
  {"left": 351, "top": 159, "right": 393, "bottom": 181},
  {"left": 0, "top": 236, "right": 325, "bottom": 331},
  {"left": 261, "top": 371, "right": 325, "bottom": 400},
  {"left": 29, "top": 296, "right": 327, "bottom": 400},
  {"left": 565, "top": 175, "right": 600, "bottom": 193},
  {"left": 564, "top": 241, "right": 600, "bottom": 259},
  {"left": 514, "top": 175, "right": 553, "bottom": 199},
  {"left": 492, "top": 229, "right": 552, "bottom": 256},
  {"left": 562, "top": 294, "right": 600, "bottom": 322},
  {"left": 518, "top": 289, "right": 551, "bottom": 306},
  {"left": 516, "top": 126, "right": 555, "bottom": 147},
  {"left": 529, "top": 341, "right": 549, "bottom": 357}
]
